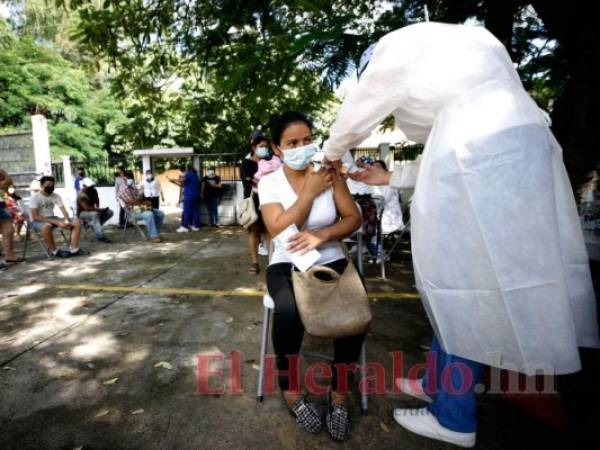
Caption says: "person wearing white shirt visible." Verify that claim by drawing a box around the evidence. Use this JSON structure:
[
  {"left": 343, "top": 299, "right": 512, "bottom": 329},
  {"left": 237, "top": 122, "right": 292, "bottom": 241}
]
[
  {"left": 259, "top": 111, "right": 363, "bottom": 441},
  {"left": 30, "top": 175, "right": 87, "bottom": 258},
  {"left": 138, "top": 170, "right": 163, "bottom": 210},
  {"left": 372, "top": 160, "right": 404, "bottom": 235}
]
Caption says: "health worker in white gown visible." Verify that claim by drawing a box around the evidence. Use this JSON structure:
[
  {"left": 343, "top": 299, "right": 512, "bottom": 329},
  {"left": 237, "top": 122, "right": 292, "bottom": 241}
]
[{"left": 323, "top": 21, "right": 600, "bottom": 448}]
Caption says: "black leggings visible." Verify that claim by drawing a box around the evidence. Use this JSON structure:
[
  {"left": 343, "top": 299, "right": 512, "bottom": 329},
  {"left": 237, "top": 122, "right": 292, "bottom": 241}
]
[{"left": 266, "top": 259, "right": 366, "bottom": 391}]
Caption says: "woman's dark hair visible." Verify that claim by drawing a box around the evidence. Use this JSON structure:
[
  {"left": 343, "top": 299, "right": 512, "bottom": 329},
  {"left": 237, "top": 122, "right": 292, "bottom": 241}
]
[
  {"left": 374, "top": 160, "right": 388, "bottom": 171},
  {"left": 40, "top": 175, "right": 55, "bottom": 185},
  {"left": 269, "top": 111, "right": 313, "bottom": 145},
  {"left": 251, "top": 135, "right": 270, "bottom": 147},
  {"left": 125, "top": 170, "right": 135, "bottom": 179}
]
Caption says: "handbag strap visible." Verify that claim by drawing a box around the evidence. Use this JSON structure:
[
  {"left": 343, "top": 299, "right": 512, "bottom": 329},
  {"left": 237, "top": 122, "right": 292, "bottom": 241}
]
[{"left": 339, "top": 241, "right": 352, "bottom": 263}]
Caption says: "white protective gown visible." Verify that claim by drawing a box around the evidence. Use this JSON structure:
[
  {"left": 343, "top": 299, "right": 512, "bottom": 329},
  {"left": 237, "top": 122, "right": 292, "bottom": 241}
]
[{"left": 324, "top": 22, "right": 600, "bottom": 375}]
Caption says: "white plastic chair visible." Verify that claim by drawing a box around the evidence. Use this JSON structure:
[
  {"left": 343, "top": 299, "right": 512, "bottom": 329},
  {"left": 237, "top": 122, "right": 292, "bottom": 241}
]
[{"left": 121, "top": 209, "right": 147, "bottom": 241}]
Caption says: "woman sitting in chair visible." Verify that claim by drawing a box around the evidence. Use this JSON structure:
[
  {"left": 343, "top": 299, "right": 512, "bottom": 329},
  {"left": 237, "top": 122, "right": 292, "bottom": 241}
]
[{"left": 258, "top": 111, "right": 363, "bottom": 441}]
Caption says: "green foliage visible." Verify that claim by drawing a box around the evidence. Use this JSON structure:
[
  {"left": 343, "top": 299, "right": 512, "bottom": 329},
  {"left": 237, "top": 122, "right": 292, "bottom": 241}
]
[
  {"left": 59, "top": 1, "right": 564, "bottom": 153},
  {"left": 2, "top": 1, "right": 566, "bottom": 161},
  {"left": 0, "top": 16, "right": 128, "bottom": 159}
]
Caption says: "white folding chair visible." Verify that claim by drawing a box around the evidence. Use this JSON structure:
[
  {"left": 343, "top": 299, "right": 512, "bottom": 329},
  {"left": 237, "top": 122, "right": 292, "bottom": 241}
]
[
  {"left": 121, "top": 209, "right": 147, "bottom": 241},
  {"left": 379, "top": 198, "right": 412, "bottom": 279}
]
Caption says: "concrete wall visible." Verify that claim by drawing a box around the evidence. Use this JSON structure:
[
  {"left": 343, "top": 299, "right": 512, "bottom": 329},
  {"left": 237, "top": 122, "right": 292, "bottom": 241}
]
[
  {"left": 55, "top": 186, "right": 122, "bottom": 225},
  {"left": 0, "top": 132, "right": 36, "bottom": 187}
]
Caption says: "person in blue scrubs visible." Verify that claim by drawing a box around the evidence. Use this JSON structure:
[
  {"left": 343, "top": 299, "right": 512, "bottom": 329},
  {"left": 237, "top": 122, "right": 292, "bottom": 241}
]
[{"left": 177, "top": 165, "right": 200, "bottom": 232}]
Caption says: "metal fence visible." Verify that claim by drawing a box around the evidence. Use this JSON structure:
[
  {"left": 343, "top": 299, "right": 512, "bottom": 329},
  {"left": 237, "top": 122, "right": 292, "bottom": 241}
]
[
  {"left": 71, "top": 156, "right": 133, "bottom": 186},
  {"left": 392, "top": 144, "right": 424, "bottom": 161},
  {"left": 351, "top": 144, "right": 424, "bottom": 162},
  {"left": 50, "top": 162, "right": 65, "bottom": 186},
  {"left": 198, "top": 153, "right": 243, "bottom": 182},
  {"left": 351, "top": 147, "right": 380, "bottom": 160},
  {"left": 53, "top": 145, "right": 424, "bottom": 188}
]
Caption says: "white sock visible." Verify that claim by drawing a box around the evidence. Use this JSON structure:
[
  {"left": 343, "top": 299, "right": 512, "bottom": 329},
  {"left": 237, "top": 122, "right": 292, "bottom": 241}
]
[
  {"left": 52, "top": 249, "right": 59, "bottom": 256},
  {"left": 70, "top": 247, "right": 79, "bottom": 254}
]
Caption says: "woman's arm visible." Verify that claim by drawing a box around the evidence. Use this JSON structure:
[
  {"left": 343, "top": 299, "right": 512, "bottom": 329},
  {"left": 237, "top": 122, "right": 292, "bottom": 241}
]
[
  {"left": 287, "top": 171, "right": 361, "bottom": 254},
  {"left": 261, "top": 169, "right": 332, "bottom": 237}
]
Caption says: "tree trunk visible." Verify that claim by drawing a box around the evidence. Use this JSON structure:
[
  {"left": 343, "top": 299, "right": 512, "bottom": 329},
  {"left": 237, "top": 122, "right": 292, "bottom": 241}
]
[
  {"left": 483, "top": 0, "right": 520, "bottom": 57},
  {"left": 530, "top": 0, "right": 600, "bottom": 194}
]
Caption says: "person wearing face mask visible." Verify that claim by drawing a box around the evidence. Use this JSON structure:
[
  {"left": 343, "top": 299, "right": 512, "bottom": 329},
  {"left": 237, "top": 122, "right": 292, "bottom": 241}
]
[
  {"left": 240, "top": 131, "right": 269, "bottom": 274},
  {"left": 4, "top": 185, "right": 26, "bottom": 242},
  {"left": 138, "top": 170, "right": 164, "bottom": 210},
  {"left": 253, "top": 137, "right": 283, "bottom": 182},
  {"left": 200, "top": 167, "right": 223, "bottom": 227},
  {"left": 117, "top": 171, "right": 165, "bottom": 243},
  {"left": 30, "top": 176, "right": 86, "bottom": 258},
  {"left": 258, "top": 111, "right": 363, "bottom": 442},
  {"left": 0, "top": 169, "right": 20, "bottom": 267},
  {"left": 77, "top": 178, "right": 114, "bottom": 242}
]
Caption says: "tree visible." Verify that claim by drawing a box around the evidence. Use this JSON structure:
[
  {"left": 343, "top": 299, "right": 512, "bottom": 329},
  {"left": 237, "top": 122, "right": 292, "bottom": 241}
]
[
  {"left": 0, "top": 17, "right": 129, "bottom": 159},
  {"left": 54, "top": 0, "right": 339, "bottom": 155},
  {"left": 60, "top": 0, "right": 596, "bottom": 190}
]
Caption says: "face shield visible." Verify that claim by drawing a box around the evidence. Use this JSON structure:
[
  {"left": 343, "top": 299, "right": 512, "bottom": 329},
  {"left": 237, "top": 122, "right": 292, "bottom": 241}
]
[{"left": 357, "top": 42, "right": 378, "bottom": 80}]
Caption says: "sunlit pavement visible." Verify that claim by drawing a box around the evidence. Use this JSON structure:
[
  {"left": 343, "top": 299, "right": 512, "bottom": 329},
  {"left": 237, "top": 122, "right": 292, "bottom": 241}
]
[{"left": 0, "top": 218, "right": 570, "bottom": 449}]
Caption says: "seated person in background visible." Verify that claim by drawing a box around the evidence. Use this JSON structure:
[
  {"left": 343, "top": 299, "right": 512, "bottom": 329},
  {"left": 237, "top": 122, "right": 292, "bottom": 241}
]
[
  {"left": 0, "top": 169, "right": 20, "bottom": 266},
  {"left": 139, "top": 169, "right": 163, "bottom": 210},
  {"left": 5, "top": 185, "right": 26, "bottom": 241},
  {"left": 77, "top": 178, "right": 114, "bottom": 243},
  {"left": 372, "top": 160, "right": 404, "bottom": 234},
  {"left": 343, "top": 154, "right": 378, "bottom": 244},
  {"left": 30, "top": 176, "right": 87, "bottom": 258},
  {"left": 367, "top": 160, "right": 405, "bottom": 263},
  {"left": 118, "top": 171, "right": 165, "bottom": 243}
]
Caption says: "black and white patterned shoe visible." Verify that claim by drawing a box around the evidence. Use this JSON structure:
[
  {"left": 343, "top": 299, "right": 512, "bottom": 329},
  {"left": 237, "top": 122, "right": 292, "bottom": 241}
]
[
  {"left": 326, "top": 400, "right": 350, "bottom": 441},
  {"left": 288, "top": 396, "right": 323, "bottom": 434}
]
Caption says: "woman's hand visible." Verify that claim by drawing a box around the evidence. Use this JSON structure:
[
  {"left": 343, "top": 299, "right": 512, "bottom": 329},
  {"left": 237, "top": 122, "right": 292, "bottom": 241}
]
[
  {"left": 348, "top": 164, "right": 391, "bottom": 186},
  {"left": 287, "top": 229, "right": 327, "bottom": 254},
  {"left": 303, "top": 168, "right": 332, "bottom": 199}
]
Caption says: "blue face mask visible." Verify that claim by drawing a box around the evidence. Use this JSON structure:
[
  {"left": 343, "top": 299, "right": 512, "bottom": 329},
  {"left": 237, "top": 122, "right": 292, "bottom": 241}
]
[
  {"left": 256, "top": 147, "right": 270, "bottom": 159},
  {"left": 282, "top": 143, "right": 318, "bottom": 170}
]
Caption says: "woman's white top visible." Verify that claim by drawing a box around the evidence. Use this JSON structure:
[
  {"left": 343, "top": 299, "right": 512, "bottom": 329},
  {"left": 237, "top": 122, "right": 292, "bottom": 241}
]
[
  {"left": 373, "top": 185, "right": 404, "bottom": 234},
  {"left": 258, "top": 167, "right": 345, "bottom": 266}
]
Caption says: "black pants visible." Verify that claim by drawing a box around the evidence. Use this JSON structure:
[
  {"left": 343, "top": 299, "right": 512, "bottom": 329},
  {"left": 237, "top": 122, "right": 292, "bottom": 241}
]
[
  {"left": 266, "top": 259, "right": 366, "bottom": 391},
  {"left": 119, "top": 206, "right": 126, "bottom": 226}
]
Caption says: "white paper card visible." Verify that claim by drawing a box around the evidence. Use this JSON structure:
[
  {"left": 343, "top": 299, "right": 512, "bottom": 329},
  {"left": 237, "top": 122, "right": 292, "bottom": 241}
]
[{"left": 274, "top": 224, "right": 321, "bottom": 272}]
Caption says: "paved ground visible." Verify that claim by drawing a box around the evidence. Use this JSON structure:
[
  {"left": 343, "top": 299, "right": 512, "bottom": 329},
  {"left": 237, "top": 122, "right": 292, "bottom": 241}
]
[{"left": 0, "top": 218, "right": 582, "bottom": 449}]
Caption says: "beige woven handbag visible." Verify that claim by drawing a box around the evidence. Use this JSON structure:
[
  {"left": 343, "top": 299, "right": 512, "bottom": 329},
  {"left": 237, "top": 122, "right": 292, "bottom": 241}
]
[
  {"left": 236, "top": 196, "right": 258, "bottom": 229},
  {"left": 292, "top": 258, "right": 371, "bottom": 338}
]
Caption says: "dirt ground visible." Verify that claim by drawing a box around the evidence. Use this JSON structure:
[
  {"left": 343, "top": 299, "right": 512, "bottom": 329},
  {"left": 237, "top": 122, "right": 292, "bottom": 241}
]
[{"left": 0, "top": 218, "right": 585, "bottom": 449}]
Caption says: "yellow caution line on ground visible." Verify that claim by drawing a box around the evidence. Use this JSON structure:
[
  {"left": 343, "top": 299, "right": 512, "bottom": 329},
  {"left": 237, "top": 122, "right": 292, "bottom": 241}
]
[{"left": 51, "top": 283, "right": 420, "bottom": 301}]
